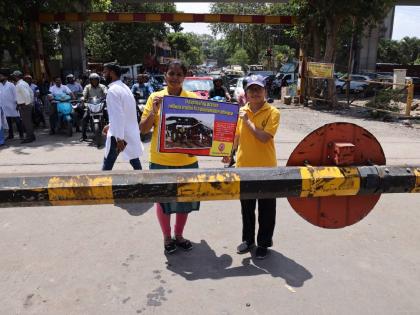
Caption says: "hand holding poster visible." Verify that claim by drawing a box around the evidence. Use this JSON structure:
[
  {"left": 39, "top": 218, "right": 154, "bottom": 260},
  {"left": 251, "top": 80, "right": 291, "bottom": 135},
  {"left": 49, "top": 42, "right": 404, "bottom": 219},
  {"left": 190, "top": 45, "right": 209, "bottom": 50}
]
[{"left": 158, "top": 96, "right": 239, "bottom": 156}]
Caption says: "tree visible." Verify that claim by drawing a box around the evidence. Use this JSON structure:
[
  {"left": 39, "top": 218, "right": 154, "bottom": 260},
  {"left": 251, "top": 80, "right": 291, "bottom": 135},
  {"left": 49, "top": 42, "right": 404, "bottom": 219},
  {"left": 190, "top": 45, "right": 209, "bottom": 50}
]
[
  {"left": 210, "top": 3, "right": 287, "bottom": 65},
  {"left": 0, "top": 0, "right": 84, "bottom": 69},
  {"left": 227, "top": 47, "right": 249, "bottom": 69},
  {"left": 181, "top": 46, "right": 203, "bottom": 66},
  {"left": 84, "top": 2, "right": 177, "bottom": 64},
  {"left": 167, "top": 32, "right": 191, "bottom": 58},
  {"left": 278, "top": 0, "right": 395, "bottom": 105},
  {"left": 283, "top": 0, "right": 395, "bottom": 63},
  {"left": 378, "top": 37, "right": 420, "bottom": 65}
]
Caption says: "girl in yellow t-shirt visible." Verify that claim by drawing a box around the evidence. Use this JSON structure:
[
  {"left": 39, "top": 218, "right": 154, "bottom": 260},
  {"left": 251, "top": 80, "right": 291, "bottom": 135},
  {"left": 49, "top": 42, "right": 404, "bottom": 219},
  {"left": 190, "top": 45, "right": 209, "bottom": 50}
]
[{"left": 140, "top": 60, "right": 199, "bottom": 255}]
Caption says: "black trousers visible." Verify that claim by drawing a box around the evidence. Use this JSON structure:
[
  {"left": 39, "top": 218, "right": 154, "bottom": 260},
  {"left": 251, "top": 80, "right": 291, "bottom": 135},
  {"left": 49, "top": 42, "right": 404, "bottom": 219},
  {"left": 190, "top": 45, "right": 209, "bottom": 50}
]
[
  {"left": 240, "top": 198, "right": 276, "bottom": 248},
  {"left": 6, "top": 117, "right": 23, "bottom": 138},
  {"left": 81, "top": 110, "right": 90, "bottom": 138},
  {"left": 49, "top": 102, "right": 57, "bottom": 131}
]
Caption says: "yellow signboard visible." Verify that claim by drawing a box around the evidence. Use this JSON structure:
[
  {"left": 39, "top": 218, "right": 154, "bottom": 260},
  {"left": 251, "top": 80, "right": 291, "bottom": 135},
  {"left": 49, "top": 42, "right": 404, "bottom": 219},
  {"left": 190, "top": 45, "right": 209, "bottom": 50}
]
[{"left": 307, "top": 62, "right": 334, "bottom": 79}]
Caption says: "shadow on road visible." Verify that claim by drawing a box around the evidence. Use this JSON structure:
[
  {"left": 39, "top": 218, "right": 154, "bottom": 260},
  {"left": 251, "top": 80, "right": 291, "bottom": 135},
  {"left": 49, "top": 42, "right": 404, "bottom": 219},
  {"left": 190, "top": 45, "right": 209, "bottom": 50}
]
[
  {"left": 4, "top": 128, "right": 105, "bottom": 155},
  {"left": 115, "top": 202, "right": 154, "bottom": 216},
  {"left": 165, "top": 240, "right": 312, "bottom": 287}
]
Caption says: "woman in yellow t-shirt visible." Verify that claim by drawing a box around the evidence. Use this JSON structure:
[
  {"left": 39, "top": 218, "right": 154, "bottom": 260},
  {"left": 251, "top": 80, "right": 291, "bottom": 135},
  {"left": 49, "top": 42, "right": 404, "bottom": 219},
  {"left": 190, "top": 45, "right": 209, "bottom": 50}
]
[{"left": 140, "top": 60, "right": 199, "bottom": 255}]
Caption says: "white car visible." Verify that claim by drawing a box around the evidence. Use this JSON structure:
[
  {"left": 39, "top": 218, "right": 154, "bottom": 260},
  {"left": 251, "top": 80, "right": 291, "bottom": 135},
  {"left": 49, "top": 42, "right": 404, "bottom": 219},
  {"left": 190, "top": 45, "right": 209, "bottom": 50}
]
[{"left": 233, "top": 77, "right": 245, "bottom": 102}]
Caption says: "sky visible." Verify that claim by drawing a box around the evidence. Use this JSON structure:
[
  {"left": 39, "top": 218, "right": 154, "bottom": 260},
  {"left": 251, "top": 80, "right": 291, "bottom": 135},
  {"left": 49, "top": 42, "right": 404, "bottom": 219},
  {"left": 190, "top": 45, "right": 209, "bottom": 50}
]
[{"left": 175, "top": 2, "right": 420, "bottom": 40}]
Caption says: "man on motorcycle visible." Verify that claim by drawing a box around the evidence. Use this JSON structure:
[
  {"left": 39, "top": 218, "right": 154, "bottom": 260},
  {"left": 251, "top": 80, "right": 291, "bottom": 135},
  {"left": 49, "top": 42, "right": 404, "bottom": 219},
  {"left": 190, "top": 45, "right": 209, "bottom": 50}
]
[
  {"left": 209, "top": 76, "right": 231, "bottom": 102},
  {"left": 66, "top": 74, "right": 83, "bottom": 95},
  {"left": 79, "top": 73, "right": 107, "bottom": 142},
  {"left": 48, "top": 76, "right": 75, "bottom": 135},
  {"left": 131, "top": 73, "right": 154, "bottom": 100}
]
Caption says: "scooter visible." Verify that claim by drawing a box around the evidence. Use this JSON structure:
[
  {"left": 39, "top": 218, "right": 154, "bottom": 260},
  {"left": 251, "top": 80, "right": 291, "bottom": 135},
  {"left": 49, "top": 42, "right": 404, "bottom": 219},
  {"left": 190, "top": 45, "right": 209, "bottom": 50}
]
[
  {"left": 85, "top": 96, "right": 107, "bottom": 148},
  {"left": 52, "top": 93, "right": 75, "bottom": 137}
]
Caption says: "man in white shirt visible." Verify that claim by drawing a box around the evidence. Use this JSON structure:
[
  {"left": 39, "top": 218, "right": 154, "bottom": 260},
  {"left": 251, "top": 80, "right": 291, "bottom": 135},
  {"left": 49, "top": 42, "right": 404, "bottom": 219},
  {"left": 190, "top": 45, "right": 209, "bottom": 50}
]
[
  {"left": 101, "top": 62, "right": 143, "bottom": 170},
  {"left": 11, "top": 71, "right": 35, "bottom": 143},
  {"left": 24, "top": 74, "right": 46, "bottom": 128},
  {"left": 48, "top": 76, "right": 74, "bottom": 135},
  {"left": 0, "top": 69, "right": 23, "bottom": 140}
]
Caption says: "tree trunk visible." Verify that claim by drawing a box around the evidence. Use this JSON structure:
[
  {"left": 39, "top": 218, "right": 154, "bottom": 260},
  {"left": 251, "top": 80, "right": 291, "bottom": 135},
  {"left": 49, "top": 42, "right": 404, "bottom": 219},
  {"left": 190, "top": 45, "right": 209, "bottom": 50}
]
[
  {"left": 323, "top": 16, "right": 341, "bottom": 107},
  {"left": 311, "top": 20, "right": 321, "bottom": 61}
]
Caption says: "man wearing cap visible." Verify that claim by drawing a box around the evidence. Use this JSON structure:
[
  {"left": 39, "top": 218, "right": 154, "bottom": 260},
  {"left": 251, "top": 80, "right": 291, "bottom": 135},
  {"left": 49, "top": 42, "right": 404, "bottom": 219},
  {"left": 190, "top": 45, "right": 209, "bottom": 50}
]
[
  {"left": 0, "top": 69, "right": 24, "bottom": 140},
  {"left": 101, "top": 62, "right": 143, "bottom": 170},
  {"left": 12, "top": 70, "right": 35, "bottom": 143},
  {"left": 223, "top": 74, "right": 280, "bottom": 260}
]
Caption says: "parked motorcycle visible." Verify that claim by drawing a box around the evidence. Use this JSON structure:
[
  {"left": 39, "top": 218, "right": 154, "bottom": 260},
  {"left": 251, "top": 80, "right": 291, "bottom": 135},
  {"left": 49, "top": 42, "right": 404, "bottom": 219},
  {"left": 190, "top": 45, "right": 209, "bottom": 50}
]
[
  {"left": 85, "top": 96, "right": 107, "bottom": 148},
  {"left": 51, "top": 93, "right": 75, "bottom": 137}
]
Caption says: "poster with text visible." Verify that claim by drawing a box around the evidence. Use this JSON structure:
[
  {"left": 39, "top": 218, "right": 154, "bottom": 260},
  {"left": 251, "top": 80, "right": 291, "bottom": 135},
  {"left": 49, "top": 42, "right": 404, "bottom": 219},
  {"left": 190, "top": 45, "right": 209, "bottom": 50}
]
[{"left": 158, "top": 96, "right": 239, "bottom": 156}]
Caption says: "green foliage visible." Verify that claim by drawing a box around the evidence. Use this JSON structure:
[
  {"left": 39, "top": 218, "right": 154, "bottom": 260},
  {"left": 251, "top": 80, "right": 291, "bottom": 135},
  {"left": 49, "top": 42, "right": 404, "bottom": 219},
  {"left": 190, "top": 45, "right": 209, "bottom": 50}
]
[
  {"left": 366, "top": 88, "right": 404, "bottom": 112},
  {"left": 227, "top": 47, "right": 249, "bottom": 69},
  {"left": 209, "top": 3, "right": 296, "bottom": 65},
  {"left": 181, "top": 46, "right": 203, "bottom": 67},
  {"left": 378, "top": 37, "right": 420, "bottom": 65},
  {"left": 167, "top": 32, "right": 191, "bottom": 54},
  {"left": 0, "top": 0, "right": 82, "bottom": 67},
  {"left": 273, "top": 45, "right": 296, "bottom": 64},
  {"left": 84, "top": 2, "right": 176, "bottom": 64}
]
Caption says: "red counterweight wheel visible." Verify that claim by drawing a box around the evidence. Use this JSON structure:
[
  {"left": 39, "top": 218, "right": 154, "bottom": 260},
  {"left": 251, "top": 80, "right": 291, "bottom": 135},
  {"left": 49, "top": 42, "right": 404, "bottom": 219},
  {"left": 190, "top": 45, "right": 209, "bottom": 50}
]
[{"left": 286, "top": 122, "right": 386, "bottom": 229}]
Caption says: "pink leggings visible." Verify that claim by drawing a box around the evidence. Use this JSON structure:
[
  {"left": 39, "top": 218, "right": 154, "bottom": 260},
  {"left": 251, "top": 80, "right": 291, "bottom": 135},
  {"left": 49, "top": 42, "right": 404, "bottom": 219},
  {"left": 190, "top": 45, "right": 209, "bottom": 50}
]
[{"left": 156, "top": 203, "right": 188, "bottom": 238}]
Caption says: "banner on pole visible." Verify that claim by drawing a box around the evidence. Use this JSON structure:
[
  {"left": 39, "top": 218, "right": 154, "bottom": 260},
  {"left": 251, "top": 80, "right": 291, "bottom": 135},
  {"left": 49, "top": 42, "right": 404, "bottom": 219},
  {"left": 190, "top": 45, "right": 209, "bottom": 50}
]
[{"left": 307, "top": 62, "right": 334, "bottom": 79}]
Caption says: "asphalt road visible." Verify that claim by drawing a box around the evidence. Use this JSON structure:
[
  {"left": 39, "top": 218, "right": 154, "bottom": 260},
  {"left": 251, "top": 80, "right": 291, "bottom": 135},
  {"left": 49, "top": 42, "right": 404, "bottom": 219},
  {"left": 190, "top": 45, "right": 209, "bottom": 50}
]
[{"left": 0, "top": 103, "right": 419, "bottom": 315}]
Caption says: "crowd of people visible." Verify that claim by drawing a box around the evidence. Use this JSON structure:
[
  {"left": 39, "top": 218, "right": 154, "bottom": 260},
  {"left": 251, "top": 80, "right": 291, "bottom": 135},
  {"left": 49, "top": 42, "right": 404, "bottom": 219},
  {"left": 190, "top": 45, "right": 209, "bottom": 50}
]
[
  {"left": 0, "top": 68, "right": 104, "bottom": 145},
  {"left": 0, "top": 61, "right": 280, "bottom": 260}
]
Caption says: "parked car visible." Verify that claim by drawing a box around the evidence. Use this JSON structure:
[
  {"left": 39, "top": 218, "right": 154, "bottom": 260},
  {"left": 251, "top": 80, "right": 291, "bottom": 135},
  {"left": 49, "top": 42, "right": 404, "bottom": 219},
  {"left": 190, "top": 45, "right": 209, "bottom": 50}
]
[
  {"left": 336, "top": 74, "right": 371, "bottom": 95},
  {"left": 233, "top": 77, "right": 245, "bottom": 102},
  {"left": 228, "top": 77, "right": 239, "bottom": 97},
  {"left": 183, "top": 76, "right": 214, "bottom": 99},
  {"left": 376, "top": 72, "right": 393, "bottom": 83}
]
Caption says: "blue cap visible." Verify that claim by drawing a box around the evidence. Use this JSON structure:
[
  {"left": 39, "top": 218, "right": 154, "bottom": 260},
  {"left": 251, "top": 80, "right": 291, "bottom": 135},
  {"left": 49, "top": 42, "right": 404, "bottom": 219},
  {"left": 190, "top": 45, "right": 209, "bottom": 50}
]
[{"left": 245, "top": 74, "right": 266, "bottom": 90}]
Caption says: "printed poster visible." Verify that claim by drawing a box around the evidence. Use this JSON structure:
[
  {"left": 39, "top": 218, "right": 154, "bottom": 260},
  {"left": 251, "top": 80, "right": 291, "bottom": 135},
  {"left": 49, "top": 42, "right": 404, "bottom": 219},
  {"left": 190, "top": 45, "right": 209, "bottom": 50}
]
[
  {"left": 307, "top": 62, "right": 335, "bottom": 79},
  {"left": 158, "top": 96, "right": 239, "bottom": 156}
]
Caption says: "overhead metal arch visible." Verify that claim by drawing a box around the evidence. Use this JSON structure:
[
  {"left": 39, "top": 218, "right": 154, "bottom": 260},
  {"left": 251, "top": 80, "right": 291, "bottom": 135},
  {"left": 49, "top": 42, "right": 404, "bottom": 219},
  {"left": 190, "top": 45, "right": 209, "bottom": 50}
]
[{"left": 38, "top": 12, "right": 295, "bottom": 25}]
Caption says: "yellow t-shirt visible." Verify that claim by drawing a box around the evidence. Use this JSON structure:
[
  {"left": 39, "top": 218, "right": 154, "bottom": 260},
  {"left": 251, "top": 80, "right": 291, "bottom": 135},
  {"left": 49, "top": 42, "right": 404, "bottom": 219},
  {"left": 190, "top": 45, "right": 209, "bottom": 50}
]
[
  {"left": 142, "top": 88, "right": 198, "bottom": 166},
  {"left": 235, "top": 102, "right": 280, "bottom": 168}
]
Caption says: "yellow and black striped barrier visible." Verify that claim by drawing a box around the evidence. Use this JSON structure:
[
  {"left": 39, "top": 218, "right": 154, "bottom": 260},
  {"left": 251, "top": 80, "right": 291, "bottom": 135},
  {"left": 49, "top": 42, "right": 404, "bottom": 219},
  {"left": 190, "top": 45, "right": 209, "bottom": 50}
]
[
  {"left": 0, "top": 165, "right": 419, "bottom": 208},
  {"left": 38, "top": 12, "right": 296, "bottom": 25}
]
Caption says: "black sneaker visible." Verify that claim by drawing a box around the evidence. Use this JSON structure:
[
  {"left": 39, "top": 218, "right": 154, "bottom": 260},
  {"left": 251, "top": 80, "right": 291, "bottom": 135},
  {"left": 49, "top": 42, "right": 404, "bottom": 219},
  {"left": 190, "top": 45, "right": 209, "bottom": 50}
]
[
  {"left": 237, "top": 241, "right": 255, "bottom": 254},
  {"left": 255, "top": 247, "right": 268, "bottom": 260},
  {"left": 174, "top": 237, "right": 193, "bottom": 251},
  {"left": 164, "top": 239, "right": 177, "bottom": 255}
]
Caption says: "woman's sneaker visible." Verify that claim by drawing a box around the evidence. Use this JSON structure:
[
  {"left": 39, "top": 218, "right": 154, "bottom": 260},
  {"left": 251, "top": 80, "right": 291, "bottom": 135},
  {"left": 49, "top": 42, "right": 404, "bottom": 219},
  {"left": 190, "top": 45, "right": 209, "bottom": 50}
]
[
  {"left": 164, "top": 239, "right": 177, "bottom": 254},
  {"left": 236, "top": 241, "right": 255, "bottom": 254},
  {"left": 255, "top": 246, "right": 268, "bottom": 260},
  {"left": 174, "top": 237, "right": 193, "bottom": 251}
]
